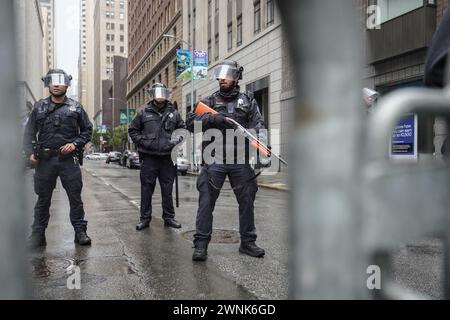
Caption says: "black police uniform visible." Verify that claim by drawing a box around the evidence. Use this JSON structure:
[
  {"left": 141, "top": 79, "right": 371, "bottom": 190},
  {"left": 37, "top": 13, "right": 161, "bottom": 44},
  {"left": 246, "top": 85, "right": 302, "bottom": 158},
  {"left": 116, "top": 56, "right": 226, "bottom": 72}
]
[
  {"left": 128, "top": 101, "right": 185, "bottom": 225},
  {"left": 186, "top": 86, "right": 266, "bottom": 248},
  {"left": 23, "top": 97, "right": 93, "bottom": 236}
]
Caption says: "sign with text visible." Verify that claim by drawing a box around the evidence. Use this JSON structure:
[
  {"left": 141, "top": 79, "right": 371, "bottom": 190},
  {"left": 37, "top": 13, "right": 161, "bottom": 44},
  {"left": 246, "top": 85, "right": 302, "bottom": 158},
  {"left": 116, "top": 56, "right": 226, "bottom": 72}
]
[
  {"left": 120, "top": 109, "right": 136, "bottom": 125},
  {"left": 390, "top": 113, "right": 418, "bottom": 160},
  {"left": 193, "top": 50, "right": 208, "bottom": 79}
]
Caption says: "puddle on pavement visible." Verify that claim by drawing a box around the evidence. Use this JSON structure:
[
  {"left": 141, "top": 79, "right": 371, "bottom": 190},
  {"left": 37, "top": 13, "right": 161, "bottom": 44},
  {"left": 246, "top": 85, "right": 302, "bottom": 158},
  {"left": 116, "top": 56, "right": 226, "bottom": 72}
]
[
  {"left": 182, "top": 229, "right": 240, "bottom": 244},
  {"left": 31, "top": 257, "right": 80, "bottom": 278}
]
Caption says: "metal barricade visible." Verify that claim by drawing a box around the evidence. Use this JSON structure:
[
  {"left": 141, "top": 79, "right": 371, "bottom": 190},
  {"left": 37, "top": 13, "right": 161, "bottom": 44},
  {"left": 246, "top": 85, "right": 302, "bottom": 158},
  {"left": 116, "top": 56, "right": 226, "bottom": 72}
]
[
  {"left": 0, "top": 0, "right": 30, "bottom": 299},
  {"left": 279, "top": 0, "right": 450, "bottom": 299}
]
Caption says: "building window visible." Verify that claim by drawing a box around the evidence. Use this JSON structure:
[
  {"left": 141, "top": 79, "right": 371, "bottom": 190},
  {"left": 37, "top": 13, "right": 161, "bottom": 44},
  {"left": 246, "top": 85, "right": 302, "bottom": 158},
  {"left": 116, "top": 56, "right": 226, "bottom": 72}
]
[
  {"left": 378, "top": 0, "right": 423, "bottom": 23},
  {"left": 207, "top": 40, "right": 212, "bottom": 64},
  {"left": 267, "top": 0, "right": 274, "bottom": 26},
  {"left": 236, "top": 15, "right": 242, "bottom": 46},
  {"left": 214, "top": 34, "right": 219, "bottom": 61},
  {"left": 254, "top": 0, "right": 261, "bottom": 33},
  {"left": 227, "top": 23, "right": 232, "bottom": 50}
]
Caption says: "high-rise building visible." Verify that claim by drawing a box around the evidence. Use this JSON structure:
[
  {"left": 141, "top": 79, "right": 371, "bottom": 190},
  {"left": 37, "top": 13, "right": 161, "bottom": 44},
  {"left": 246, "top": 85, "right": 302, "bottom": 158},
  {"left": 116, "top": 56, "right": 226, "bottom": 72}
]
[
  {"left": 78, "top": 0, "right": 95, "bottom": 119},
  {"left": 93, "top": 0, "right": 128, "bottom": 128},
  {"left": 14, "top": 0, "right": 45, "bottom": 120},
  {"left": 127, "top": 0, "right": 183, "bottom": 114},
  {"left": 39, "top": 0, "right": 55, "bottom": 70}
]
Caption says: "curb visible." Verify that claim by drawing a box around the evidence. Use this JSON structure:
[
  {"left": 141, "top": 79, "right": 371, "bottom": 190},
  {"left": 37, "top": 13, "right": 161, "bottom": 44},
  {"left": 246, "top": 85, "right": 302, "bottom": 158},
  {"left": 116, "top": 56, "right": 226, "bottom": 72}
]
[{"left": 186, "top": 172, "right": 289, "bottom": 192}]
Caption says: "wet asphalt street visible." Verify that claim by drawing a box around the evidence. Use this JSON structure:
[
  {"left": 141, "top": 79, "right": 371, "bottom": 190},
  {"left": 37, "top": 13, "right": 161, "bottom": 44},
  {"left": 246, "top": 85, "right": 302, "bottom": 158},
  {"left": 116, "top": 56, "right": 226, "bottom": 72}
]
[
  {"left": 25, "top": 160, "right": 446, "bottom": 299},
  {"left": 26, "top": 160, "right": 288, "bottom": 300}
]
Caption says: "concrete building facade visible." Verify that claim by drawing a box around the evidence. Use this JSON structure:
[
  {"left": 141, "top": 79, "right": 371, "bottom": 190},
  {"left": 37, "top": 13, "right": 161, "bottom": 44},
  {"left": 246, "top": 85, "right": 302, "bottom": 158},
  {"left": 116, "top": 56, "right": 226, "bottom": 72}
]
[
  {"left": 39, "top": 0, "right": 55, "bottom": 70},
  {"left": 14, "top": 0, "right": 45, "bottom": 120},
  {"left": 127, "top": 0, "right": 184, "bottom": 114},
  {"left": 78, "top": 0, "right": 96, "bottom": 119},
  {"left": 181, "top": 0, "right": 288, "bottom": 166},
  {"left": 357, "top": 0, "right": 450, "bottom": 158},
  {"left": 102, "top": 56, "right": 128, "bottom": 131},
  {"left": 93, "top": 0, "right": 128, "bottom": 128}
]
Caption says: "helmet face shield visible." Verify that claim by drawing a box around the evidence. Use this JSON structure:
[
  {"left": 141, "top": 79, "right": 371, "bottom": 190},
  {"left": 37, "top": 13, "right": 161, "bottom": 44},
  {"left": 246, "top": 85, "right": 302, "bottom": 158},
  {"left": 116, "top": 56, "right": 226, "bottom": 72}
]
[
  {"left": 148, "top": 87, "right": 171, "bottom": 101},
  {"left": 212, "top": 64, "right": 240, "bottom": 81},
  {"left": 43, "top": 73, "right": 72, "bottom": 87}
]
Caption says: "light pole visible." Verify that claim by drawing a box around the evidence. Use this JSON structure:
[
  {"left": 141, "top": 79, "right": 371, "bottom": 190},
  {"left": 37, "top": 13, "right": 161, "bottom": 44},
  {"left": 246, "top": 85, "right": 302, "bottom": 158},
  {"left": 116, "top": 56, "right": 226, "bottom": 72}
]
[
  {"left": 163, "top": 33, "right": 196, "bottom": 171},
  {"left": 109, "top": 97, "right": 130, "bottom": 149}
]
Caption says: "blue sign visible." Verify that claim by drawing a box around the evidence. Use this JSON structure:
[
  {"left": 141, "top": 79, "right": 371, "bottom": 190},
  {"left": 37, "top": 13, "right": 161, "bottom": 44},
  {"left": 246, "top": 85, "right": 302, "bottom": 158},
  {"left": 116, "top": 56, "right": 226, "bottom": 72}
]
[{"left": 391, "top": 114, "right": 417, "bottom": 159}]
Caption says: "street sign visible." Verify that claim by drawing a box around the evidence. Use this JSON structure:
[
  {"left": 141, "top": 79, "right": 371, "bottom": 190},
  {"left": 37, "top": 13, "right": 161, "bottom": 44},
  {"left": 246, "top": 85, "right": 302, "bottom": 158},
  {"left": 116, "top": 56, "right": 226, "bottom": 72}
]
[
  {"left": 176, "top": 49, "right": 192, "bottom": 79},
  {"left": 193, "top": 50, "right": 208, "bottom": 80},
  {"left": 120, "top": 109, "right": 136, "bottom": 125},
  {"left": 96, "top": 125, "right": 107, "bottom": 134},
  {"left": 176, "top": 49, "right": 209, "bottom": 80}
]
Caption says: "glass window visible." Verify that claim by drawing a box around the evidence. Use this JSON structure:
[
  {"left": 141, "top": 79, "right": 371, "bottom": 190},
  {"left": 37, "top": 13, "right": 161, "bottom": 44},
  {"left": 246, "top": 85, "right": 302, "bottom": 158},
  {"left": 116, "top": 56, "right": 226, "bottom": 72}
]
[
  {"left": 254, "top": 0, "right": 261, "bottom": 33},
  {"left": 267, "top": 0, "right": 274, "bottom": 26},
  {"left": 378, "top": 0, "right": 423, "bottom": 23},
  {"left": 237, "top": 15, "right": 242, "bottom": 46},
  {"left": 227, "top": 23, "right": 232, "bottom": 50}
]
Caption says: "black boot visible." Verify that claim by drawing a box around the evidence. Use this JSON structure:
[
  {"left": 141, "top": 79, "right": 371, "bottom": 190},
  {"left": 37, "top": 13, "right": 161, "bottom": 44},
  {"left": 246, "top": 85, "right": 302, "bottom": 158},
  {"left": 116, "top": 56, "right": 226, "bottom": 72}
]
[
  {"left": 239, "top": 241, "right": 265, "bottom": 258},
  {"left": 74, "top": 231, "right": 92, "bottom": 246},
  {"left": 136, "top": 221, "right": 150, "bottom": 231},
  {"left": 164, "top": 218, "right": 181, "bottom": 229},
  {"left": 28, "top": 233, "right": 46, "bottom": 250},
  {"left": 192, "top": 244, "right": 208, "bottom": 261}
]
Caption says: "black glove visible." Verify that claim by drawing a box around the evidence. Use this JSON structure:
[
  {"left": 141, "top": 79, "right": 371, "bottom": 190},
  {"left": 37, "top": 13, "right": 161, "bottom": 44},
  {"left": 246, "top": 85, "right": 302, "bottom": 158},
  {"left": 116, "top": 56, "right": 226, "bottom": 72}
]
[{"left": 210, "top": 114, "right": 234, "bottom": 129}]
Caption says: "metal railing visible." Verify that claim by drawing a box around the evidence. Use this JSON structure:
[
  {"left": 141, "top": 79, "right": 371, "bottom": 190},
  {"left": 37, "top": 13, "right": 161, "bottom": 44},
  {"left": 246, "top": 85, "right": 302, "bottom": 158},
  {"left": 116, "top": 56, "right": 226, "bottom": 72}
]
[
  {"left": 279, "top": 0, "right": 450, "bottom": 299},
  {"left": 0, "top": 0, "right": 30, "bottom": 299}
]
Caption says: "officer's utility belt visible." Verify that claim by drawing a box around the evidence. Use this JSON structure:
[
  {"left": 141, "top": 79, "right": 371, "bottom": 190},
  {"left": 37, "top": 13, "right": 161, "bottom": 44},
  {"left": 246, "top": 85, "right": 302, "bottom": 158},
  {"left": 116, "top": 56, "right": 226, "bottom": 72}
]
[{"left": 38, "top": 148, "right": 65, "bottom": 159}]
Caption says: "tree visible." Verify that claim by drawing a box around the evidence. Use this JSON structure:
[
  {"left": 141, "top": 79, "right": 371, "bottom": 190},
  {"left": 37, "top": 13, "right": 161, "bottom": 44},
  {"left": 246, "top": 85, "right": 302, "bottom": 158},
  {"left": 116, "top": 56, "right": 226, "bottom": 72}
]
[
  {"left": 111, "top": 125, "right": 128, "bottom": 151},
  {"left": 91, "top": 128, "right": 101, "bottom": 150}
]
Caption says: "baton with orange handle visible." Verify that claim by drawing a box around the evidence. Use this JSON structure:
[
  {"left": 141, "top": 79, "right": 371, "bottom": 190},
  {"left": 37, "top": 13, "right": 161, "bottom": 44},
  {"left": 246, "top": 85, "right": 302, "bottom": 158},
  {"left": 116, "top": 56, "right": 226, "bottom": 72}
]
[{"left": 195, "top": 101, "right": 288, "bottom": 166}]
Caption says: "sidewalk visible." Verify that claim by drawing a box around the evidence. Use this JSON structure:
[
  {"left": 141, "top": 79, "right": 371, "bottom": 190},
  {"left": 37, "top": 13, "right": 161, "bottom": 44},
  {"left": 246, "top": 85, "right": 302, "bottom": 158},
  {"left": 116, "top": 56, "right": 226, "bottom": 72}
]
[{"left": 188, "top": 169, "right": 289, "bottom": 191}]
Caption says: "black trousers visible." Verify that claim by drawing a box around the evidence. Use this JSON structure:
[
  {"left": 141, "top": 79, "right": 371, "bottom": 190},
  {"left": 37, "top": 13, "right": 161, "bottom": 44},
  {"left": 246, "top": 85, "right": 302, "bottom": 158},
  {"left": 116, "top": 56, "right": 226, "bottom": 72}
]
[
  {"left": 139, "top": 154, "right": 176, "bottom": 223},
  {"left": 194, "top": 164, "right": 258, "bottom": 247},
  {"left": 32, "top": 155, "right": 87, "bottom": 234}
]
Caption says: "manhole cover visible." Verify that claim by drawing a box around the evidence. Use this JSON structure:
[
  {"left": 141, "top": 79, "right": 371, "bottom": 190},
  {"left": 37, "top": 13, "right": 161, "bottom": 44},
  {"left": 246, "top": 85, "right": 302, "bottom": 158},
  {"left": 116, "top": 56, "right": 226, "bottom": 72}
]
[
  {"left": 30, "top": 257, "right": 75, "bottom": 278},
  {"left": 182, "top": 229, "right": 240, "bottom": 244}
]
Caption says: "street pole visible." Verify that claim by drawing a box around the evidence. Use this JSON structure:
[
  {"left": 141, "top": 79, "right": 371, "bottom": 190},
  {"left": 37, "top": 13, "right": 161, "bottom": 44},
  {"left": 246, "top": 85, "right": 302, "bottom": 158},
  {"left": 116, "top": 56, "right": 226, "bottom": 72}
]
[
  {"left": 163, "top": 33, "right": 196, "bottom": 172},
  {"left": 190, "top": 42, "right": 195, "bottom": 172},
  {"left": 127, "top": 101, "right": 130, "bottom": 150}
]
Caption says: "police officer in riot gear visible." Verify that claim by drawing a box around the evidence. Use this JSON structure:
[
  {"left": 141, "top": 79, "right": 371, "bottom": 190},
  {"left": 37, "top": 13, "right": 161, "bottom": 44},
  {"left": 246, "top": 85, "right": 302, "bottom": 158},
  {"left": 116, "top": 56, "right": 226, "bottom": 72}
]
[
  {"left": 23, "top": 69, "right": 93, "bottom": 249},
  {"left": 129, "top": 83, "right": 185, "bottom": 231},
  {"left": 187, "top": 60, "right": 267, "bottom": 261}
]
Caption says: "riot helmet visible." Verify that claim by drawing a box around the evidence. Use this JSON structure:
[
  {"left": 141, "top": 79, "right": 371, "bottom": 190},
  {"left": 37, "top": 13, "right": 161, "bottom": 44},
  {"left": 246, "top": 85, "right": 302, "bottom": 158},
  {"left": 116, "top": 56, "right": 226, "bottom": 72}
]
[
  {"left": 212, "top": 60, "right": 244, "bottom": 81},
  {"left": 148, "top": 83, "right": 171, "bottom": 102},
  {"left": 41, "top": 69, "right": 72, "bottom": 87}
]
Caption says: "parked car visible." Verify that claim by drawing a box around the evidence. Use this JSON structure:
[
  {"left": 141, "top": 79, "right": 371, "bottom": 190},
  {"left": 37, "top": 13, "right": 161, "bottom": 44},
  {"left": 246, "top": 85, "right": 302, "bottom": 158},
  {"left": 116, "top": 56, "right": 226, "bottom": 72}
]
[
  {"left": 86, "top": 153, "right": 101, "bottom": 160},
  {"left": 120, "top": 150, "right": 135, "bottom": 166},
  {"left": 106, "top": 151, "right": 122, "bottom": 164},
  {"left": 176, "top": 157, "right": 189, "bottom": 176},
  {"left": 98, "top": 153, "right": 109, "bottom": 161},
  {"left": 126, "top": 152, "right": 141, "bottom": 169}
]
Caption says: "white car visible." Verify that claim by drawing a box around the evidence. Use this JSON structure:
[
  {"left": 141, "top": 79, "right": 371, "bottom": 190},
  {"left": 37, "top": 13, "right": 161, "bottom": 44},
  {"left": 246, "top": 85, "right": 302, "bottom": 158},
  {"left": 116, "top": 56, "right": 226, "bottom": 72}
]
[
  {"left": 176, "top": 157, "right": 189, "bottom": 175},
  {"left": 85, "top": 153, "right": 101, "bottom": 160},
  {"left": 98, "top": 153, "right": 109, "bottom": 160}
]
